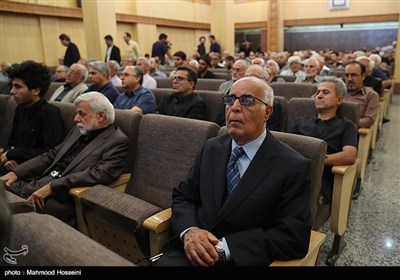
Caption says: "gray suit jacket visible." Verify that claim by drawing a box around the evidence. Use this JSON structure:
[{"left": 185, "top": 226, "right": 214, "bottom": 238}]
[
  {"left": 218, "top": 80, "right": 234, "bottom": 95},
  {"left": 171, "top": 131, "right": 312, "bottom": 266},
  {"left": 11, "top": 125, "right": 129, "bottom": 202},
  {"left": 49, "top": 82, "right": 88, "bottom": 103}
]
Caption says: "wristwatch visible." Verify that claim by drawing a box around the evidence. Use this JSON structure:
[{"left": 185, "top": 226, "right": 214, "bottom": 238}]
[{"left": 215, "top": 239, "right": 226, "bottom": 262}]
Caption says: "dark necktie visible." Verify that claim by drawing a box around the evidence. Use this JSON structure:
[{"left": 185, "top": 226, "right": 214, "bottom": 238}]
[{"left": 226, "top": 146, "right": 245, "bottom": 194}]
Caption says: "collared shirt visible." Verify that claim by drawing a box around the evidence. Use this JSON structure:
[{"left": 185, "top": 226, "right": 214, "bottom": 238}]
[
  {"left": 113, "top": 86, "right": 156, "bottom": 113},
  {"left": 294, "top": 75, "right": 323, "bottom": 86},
  {"left": 344, "top": 86, "right": 380, "bottom": 128},
  {"left": 85, "top": 82, "right": 119, "bottom": 104},
  {"left": 231, "top": 129, "right": 267, "bottom": 178}
]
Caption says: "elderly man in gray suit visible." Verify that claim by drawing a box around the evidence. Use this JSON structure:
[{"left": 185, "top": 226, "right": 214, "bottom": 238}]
[
  {"left": 0, "top": 92, "right": 129, "bottom": 227},
  {"left": 49, "top": 63, "right": 88, "bottom": 103}
]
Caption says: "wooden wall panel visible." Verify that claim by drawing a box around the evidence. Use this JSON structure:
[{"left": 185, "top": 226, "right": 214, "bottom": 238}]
[{"left": 284, "top": 29, "right": 398, "bottom": 53}]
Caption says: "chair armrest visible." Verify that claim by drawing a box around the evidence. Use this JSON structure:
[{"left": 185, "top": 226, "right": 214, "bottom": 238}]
[
  {"left": 143, "top": 208, "right": 173, "bottom": 256},
  {"left": 270, "top": 230, "right": 326, "bottom": 266},
  {"left": 357, "top": 127, "right": 373, "bottom": 180},
  {"left": 69, "top": 173, "right": 131, "bottom": 198},
  {"left": 330, "top": 159, "right": 360, "bottom": 236},
  {"left": 68, "top": 173, "right": 131, "bottom": 236},
  {"left": 143, "top": 208, "right": 172, "bottom": 234}
]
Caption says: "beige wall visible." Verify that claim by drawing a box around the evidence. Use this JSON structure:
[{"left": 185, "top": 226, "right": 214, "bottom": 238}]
[
  {"left": 234, "top": 0, "right": 268, "bottom": 23},
  {"left": 1, "top": 0, "right": 399, "bottom": 65},
  {"left": 283, "top": 0, "right": 399, "bottom": 19}
]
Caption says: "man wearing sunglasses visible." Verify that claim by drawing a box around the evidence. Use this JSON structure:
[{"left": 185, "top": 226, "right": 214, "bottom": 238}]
[
  {"left": 154, "top": 77, "right": 311, "bottom": 266},
  {"left": 157, "top": 66, "right": 206, "bottom": 120}
]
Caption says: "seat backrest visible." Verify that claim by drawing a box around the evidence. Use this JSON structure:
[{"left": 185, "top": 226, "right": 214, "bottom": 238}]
[
  {"left": 272, "top": 96, "right": 288, "bottom": 132},
  {"left": 49, "top": 101, "right": 76, "bottom": 134},
  {"left": 271, "top": 82, "right": 317, "bottom": 100},
  {"left": 286, "top": 98, "right": 360, "bottom": 131},
  {"left": 195, "top": 90, "right": 224, "bottom": 122},
  {"left": 0, "top": 96, "right": 17, "bottom": 149},
  {"left": 275, "top": 75, "right": 296, "bottom": 83},
  {"left": 195, "top": 78, "right": 226, "bottom": 91},
  {"left": 217, "top": 127, "right": 326, "bottom": 225},
  {"left": 212, "top": 72, "right": 229, "bottom": 80},
  {"left": 125, "top": 114, "right": 219, "bottom": 209},
  {"left": 113, "top": 110, "right": 143, "bottom": 172},
  {"left": 5, "top": 212, "right": 134, "bottom": 266},
  {"left": 271, "top": 131, "right": 326, "bottom": 224}
]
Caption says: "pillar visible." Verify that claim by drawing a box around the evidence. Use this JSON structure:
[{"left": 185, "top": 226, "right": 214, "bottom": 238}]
[
  {"left": 210, "top": 0, "right": 234, "bottom": 55},
  {"left": 81, "top": 0, "right": 117, "bottom": 61}
]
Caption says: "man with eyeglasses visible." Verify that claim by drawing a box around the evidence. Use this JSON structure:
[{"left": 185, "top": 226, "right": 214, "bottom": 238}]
[
  {"left": 113, "top": 66, "right": 156, "bottom": 114},
  {"left": 157, "top": 66, "right": 206, "bottom": 120},
  {"left": 49, "top": 63, "right": 88, "bottom": 103},
  {"left": 214, "top": 60, "right": 249, "bottom": 126},
  {"left": 343, "top": 61, "right": 379, "bottom": 128},
  {"left": 154, "top": 77, "right": 311, "bottom": 266}
]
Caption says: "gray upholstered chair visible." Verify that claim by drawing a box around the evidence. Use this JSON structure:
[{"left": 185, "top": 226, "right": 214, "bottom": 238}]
[
  {"left": 286, "top": 97, "right": 360, "bottom": 265},
  {"left": 272, "top": 96, "right": 288, "bottom": 132},
  {"left": 80, "top": 114, "right": 219, "bottom": 264},
  {"left": 3, "top": 212, "right": 134, "bottom": 266},
  {"left": 271, "top": 82, "right": 317, "bottom": 100},
  {"left": 148, "top": 128, "right": 327, "bottom": 266},
  {"left": 274, "top": 75, "right": 296, "bottom": 83}
]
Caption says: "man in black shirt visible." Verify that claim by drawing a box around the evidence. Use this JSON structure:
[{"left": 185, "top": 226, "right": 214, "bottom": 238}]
[
  {"left": 288, "top": 76, "right": 357, "bottom": 203},
  {"left": 0, "top": 61, "right": 65, "bottom": 175},
  {"left": 59, "top": 33, "right": 81, "bottom": 67}
]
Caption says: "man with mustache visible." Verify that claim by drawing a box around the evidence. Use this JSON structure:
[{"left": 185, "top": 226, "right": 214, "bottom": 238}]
[{"left": 1, "top": 92, "right": 129, "bottom": 227}]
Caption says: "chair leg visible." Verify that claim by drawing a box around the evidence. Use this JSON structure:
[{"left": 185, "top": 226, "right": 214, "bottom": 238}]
[
  {"left": 326, "top": 234, "right": 346, "bottom": 266},
  {"left": 352, "top": 178, "right": 361, "bottom": 200}
]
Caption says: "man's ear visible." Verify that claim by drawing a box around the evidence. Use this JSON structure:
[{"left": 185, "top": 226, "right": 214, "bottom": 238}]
[
  {"left": 337, "top": 95, "right": 344, "bottom": 106},
  {"left": 31, "top": 88, "right": 40, "bottom": 97},
  {"left": 97, "top": 112, "right": 106, "bottom": 123}
]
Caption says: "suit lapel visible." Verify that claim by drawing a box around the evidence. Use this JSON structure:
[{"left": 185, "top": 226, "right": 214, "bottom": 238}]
[
  {"left": 62, "top": 126, "right": 115, "bottom": 174},
  {"left": 214, "top": 132, "right": 280, "bottom": 226},
  {"left": 212, "top": 135, "right": 232, "bottom": 213},
  {"left": 43, "top": 127, "right": 81, "bottom": 174}
]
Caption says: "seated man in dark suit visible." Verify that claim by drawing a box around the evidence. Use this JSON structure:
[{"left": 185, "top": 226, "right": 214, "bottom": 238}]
[
  {"left": 157, "top": 66, "right": 207, "bottom": 120},
  {"left": 288, "top": 76, "right": 357, "bottom": 205},
  {"left": 154, "top": 77, "right": 311, "bottom": 266},
  {"left": 0, "top": 92, "right": 129, "bottom": 227},
  {"left": 0, "top": 60, "right": 65, "bottom": 175}
]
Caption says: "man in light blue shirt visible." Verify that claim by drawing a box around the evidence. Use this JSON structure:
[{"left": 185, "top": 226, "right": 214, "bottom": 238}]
[{"left": 113, "top": 66, "right": 156, "bottom": 113}]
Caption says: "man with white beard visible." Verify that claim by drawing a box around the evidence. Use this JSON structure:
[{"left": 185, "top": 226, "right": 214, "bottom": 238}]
[{"left": 0, "top": 92, "right": 129, "bottom": 227}]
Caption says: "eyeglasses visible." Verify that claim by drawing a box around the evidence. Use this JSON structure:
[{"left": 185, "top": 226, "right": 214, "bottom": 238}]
[
  {"left": 172, "top": 76, "right": 189, "bottom": 82},
  {"left": 223, "top": 94, "right": 268, "bottom": 106},
  {"left": 344, "top": 73, "right": 362, "bottom": 79}
]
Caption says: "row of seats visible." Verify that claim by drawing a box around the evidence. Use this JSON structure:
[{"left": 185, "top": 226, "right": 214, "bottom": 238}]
[{"left": 1, "top": 94, "right": 326, "bottom": 266}]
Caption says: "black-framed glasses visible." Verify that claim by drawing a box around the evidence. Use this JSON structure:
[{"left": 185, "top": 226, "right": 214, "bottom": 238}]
[
  {"left": 223, "top": 94, "right": 268, "bottom": 106},
  {"left": 344, "top": 73, "right": 362, "bottom": 79},
  {"left": 172, "top": 76, "right": 189, "bottom": 82}
]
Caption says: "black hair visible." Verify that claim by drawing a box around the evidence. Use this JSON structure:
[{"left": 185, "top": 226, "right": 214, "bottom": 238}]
[{"left": 9, "top": 60, "right": 50, "bottom": 98}]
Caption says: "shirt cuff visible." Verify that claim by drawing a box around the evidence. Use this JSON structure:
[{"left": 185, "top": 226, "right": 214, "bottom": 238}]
[{"left": 221, "top": 237, "right": 232, "bottom": 261}]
